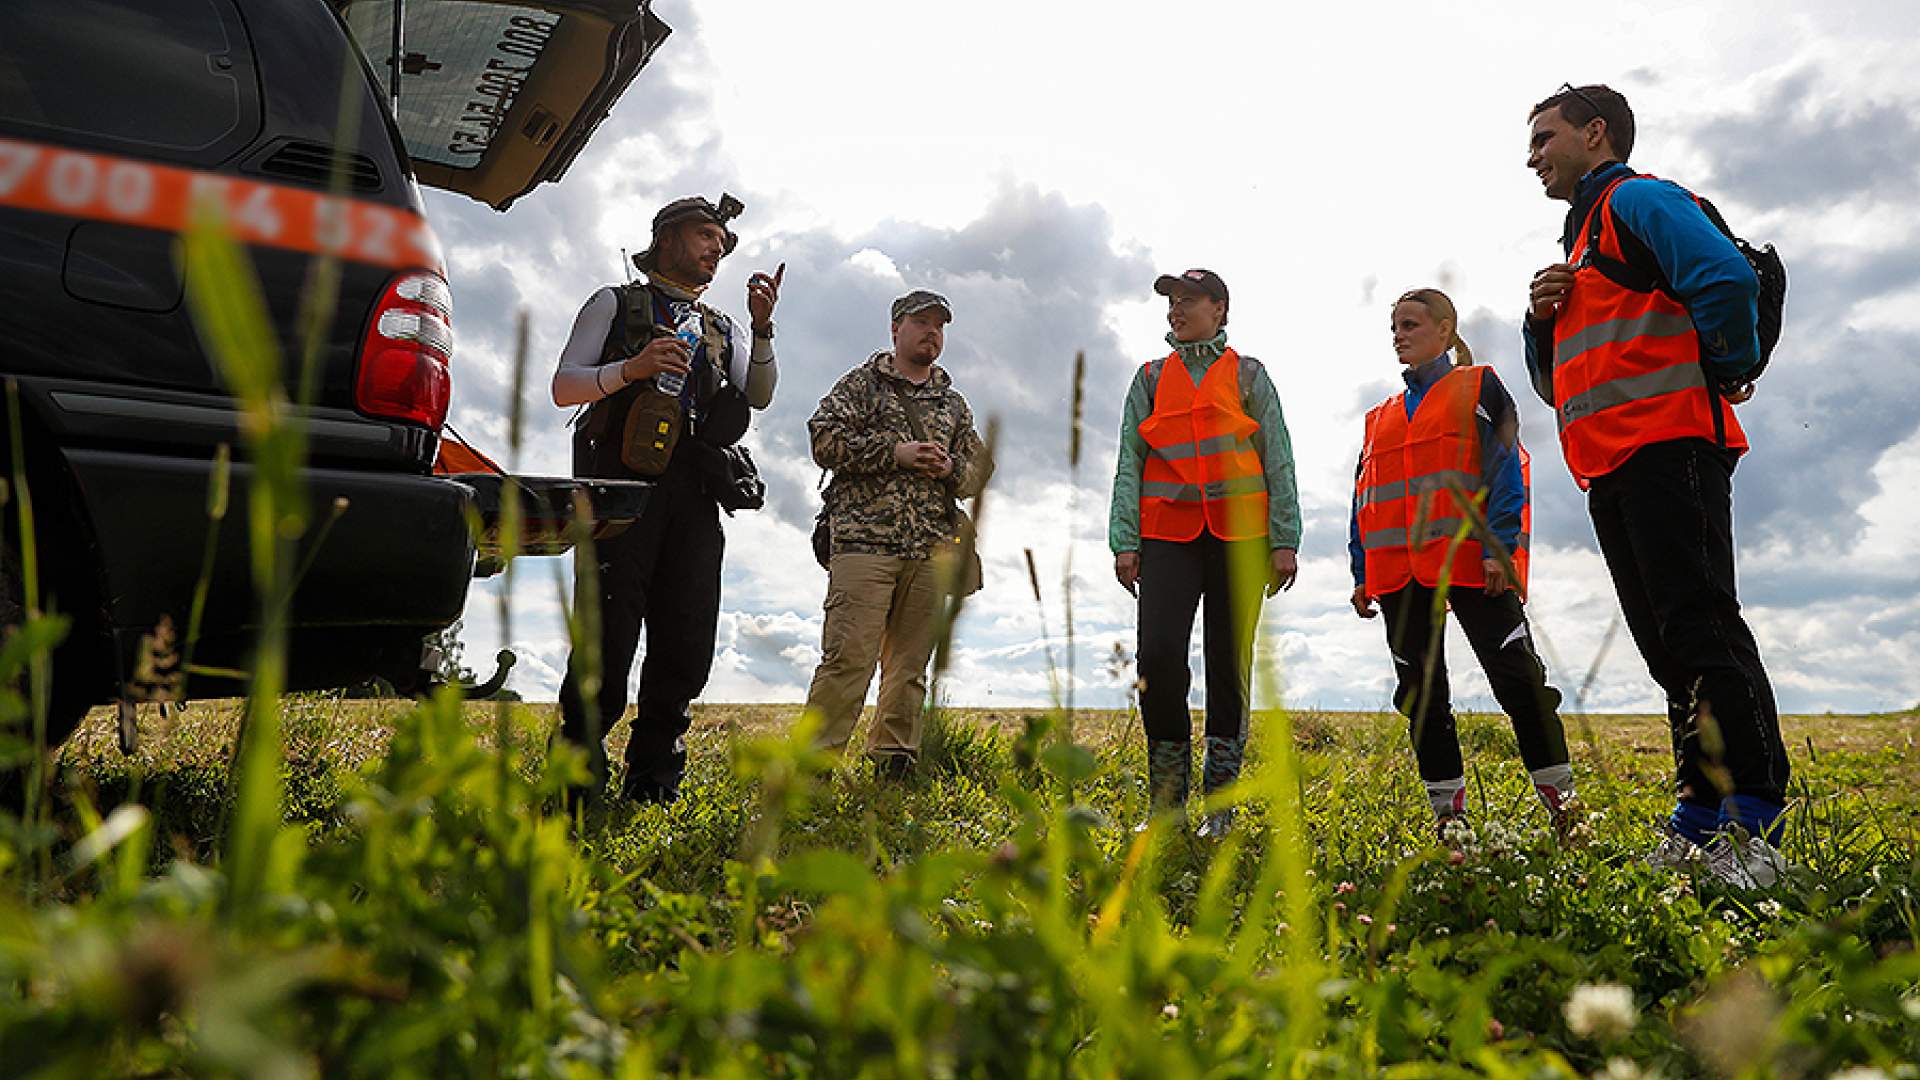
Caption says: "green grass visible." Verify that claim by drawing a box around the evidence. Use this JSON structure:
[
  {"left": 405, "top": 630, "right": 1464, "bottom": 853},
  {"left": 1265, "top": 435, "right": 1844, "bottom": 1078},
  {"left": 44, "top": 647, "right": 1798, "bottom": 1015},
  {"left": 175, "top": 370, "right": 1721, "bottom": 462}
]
[
  {"left": 4, "top": 203, "right": 1913, "bottom": 1073},
  {"left": 8, "top": 698, "right": 1915, "bottom": 1076}
]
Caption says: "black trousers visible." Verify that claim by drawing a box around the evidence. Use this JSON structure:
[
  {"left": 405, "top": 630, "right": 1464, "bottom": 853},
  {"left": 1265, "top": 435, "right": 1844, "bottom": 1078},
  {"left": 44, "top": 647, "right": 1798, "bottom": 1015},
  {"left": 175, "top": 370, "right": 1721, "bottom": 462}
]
[
  {"left": 1378, "top": 582, "right": 1569, "bottom": 783},
  {"left": 1137, "top": 534, "right": 1265, "bottom": 743},
  {"left": 558, "top": 461, "right": 723, "bottom": 790},
  {"left": 1587, "top": 438, "right": 1788, "bottom": 806}
]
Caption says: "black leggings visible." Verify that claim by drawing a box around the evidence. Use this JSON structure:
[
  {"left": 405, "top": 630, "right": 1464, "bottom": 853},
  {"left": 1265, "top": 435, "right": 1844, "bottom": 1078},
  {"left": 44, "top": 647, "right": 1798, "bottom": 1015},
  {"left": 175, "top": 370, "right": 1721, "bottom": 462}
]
[
  {"left": 1137, "top": 534, "right": 1266, "bottom": 743},
  {"left": 1378, "top": 581, "right": 1569, "bottom": 782}
]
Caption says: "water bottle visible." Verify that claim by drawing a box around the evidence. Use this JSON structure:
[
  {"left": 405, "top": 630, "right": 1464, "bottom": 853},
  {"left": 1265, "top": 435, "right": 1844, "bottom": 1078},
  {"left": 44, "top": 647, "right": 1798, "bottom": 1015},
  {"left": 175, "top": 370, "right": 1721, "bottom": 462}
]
[{"left": 659, "top": 303, "right": 700, "bottom": 396}]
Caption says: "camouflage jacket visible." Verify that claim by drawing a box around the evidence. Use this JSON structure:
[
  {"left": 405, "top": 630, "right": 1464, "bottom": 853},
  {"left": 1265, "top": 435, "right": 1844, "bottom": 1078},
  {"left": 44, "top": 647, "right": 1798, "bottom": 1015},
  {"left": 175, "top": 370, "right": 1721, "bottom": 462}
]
[{"left": 810, "top": 352, "right": 990, "bottom": 559}]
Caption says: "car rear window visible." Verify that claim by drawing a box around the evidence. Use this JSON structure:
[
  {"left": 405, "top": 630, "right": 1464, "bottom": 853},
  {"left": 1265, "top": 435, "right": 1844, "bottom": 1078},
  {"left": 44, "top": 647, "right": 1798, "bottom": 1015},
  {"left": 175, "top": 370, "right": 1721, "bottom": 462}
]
[
  {"left": 340, "top": 0, "right": 567, "bottom": 172},
  {"left": 0, "top": 0, "right": 258, "bottom": 162}
]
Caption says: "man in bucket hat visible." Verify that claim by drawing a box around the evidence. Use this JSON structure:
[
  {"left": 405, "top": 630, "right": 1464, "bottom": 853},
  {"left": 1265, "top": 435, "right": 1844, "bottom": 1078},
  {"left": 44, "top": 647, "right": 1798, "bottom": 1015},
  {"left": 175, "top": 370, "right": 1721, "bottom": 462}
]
[
  {"left": 550, "top": 192, "right": 785, "bottom": 805},
  {"left": 802, "top": 289, "right": 990, "bottom": 778}
]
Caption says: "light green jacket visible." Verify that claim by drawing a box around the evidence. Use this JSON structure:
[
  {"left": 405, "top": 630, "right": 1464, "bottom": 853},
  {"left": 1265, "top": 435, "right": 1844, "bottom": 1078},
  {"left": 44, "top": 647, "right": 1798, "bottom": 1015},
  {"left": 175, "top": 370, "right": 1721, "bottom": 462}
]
[{"left": 1108, "top": 335, "right": 1302, "bottom": 554}]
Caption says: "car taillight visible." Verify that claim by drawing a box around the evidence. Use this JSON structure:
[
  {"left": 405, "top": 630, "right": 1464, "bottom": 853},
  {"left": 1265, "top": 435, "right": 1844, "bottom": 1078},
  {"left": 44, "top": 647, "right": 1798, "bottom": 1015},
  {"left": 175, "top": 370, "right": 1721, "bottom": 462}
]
[{"left": 356, "top": 270, "right": 453, "bottom": 429}]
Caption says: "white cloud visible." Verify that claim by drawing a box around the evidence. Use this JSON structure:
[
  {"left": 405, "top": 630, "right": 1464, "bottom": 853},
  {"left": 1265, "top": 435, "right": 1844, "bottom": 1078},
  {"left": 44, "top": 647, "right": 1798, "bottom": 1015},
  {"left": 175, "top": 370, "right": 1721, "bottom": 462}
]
[{"left": 432, "top": 0, "right": 1920, "bottom": 716}]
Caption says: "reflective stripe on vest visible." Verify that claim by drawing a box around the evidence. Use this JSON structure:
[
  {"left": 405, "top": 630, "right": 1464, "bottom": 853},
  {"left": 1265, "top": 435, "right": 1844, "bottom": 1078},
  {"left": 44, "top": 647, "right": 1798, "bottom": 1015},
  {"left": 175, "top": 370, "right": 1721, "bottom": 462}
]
[
  {"left": 1551, "top": 176, "right": 1746, "bottom": 484},
  {"left": 1354, "top": 366, "right": 1533, "bottom": 596},
  {"left": 1136, "top": 348, "right": 1269, "bottom": 542}
]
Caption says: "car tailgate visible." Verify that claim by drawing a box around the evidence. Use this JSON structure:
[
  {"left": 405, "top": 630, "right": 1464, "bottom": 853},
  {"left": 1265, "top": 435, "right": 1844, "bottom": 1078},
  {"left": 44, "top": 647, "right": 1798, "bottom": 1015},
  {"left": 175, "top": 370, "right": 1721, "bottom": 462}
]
[
  {"left": 335, "top": 0, "right": 671, "bottom": 209},
  {"left": 450, "top": 473, "right": 651, "bottom": 576}
]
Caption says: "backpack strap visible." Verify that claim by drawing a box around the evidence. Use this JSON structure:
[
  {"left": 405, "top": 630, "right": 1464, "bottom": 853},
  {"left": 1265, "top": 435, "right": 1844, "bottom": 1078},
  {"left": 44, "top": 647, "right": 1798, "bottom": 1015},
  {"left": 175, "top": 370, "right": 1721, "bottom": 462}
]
[
  {"left": 1237, "top": 352, "right": 1264, "bottom": 413},
  {"left": 1143, "top": 356, "right": 1168, "bottom": 403},
  {"left": 1584, "top": 176, "right": 1668, "bottom": 295},
  {"left": 616, "top": 281, "right": 657, "bottom": 355},
  {"left": 885, "top": 377, "right": 934, "bottom": 443},
  {"left": 883, "top": 377, "right": 961, "bottom": 526},
  {"left": 697, "top": 303, "right": 734, "bottom": 386}
]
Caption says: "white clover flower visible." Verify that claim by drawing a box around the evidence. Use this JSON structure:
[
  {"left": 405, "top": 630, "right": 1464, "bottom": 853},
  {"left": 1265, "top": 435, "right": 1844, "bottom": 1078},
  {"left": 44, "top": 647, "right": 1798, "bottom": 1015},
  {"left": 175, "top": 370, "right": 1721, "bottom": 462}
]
[
  {"left": 1595, "top": 1058, "right": 1663, "bottom": 1080},
  {"left": 1756, "top": 899, "right": 1784, "bottom": 918},
  {"left": 1565, "top": 982, "right": 1638, "bottom": 1042},
  {"left": 1827, "top": 1068, "right": 1890, "bottom": 1080},
  {"left": 1161, "top": 1003, "right": 1180, "bottom": 1020}
]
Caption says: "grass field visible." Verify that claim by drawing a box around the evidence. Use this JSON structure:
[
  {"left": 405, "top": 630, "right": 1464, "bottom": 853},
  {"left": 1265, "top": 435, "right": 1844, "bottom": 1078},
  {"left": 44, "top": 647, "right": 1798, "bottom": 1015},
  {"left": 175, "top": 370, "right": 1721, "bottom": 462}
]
[{"left": 8, "top": 696, "right": 1915, "bottom": 1076}]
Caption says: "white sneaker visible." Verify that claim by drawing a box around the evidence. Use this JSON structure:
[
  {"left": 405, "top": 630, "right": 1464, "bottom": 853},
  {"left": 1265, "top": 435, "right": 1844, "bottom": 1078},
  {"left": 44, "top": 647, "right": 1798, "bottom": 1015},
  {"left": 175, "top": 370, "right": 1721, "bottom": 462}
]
[
  {"left": 1643, "top": 823, "right": 1701, "bottom": 871},
  {"left": 1697, "top": 828, "right": 1788, "bottom": 890}
]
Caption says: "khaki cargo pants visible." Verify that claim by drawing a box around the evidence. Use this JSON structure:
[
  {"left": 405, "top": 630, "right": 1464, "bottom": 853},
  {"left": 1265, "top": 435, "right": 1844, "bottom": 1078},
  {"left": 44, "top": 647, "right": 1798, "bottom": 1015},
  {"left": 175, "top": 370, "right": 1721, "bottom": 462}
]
[{"left": 804, "top": 552, "right": 945, "bottom": 761}]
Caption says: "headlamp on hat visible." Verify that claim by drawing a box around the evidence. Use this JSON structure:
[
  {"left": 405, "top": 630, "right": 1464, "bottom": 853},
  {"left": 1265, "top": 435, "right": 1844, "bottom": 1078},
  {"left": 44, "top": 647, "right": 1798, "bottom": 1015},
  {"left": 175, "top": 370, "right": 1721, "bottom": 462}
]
[{"left": 634, "top": 192, "right": 745, "bottom": 272}]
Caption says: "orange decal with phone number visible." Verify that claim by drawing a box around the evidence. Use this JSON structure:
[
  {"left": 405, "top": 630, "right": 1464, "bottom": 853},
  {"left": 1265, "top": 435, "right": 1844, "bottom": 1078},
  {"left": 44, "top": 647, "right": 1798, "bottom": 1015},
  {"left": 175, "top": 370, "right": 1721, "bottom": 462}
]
[{"left": 0, "top": 137, "right": 444, "bottom": 273}]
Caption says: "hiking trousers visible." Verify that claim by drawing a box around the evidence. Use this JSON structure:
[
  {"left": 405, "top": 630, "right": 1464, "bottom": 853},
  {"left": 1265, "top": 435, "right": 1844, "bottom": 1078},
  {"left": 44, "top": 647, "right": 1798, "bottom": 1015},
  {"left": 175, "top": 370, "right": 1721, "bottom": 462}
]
[
  {"left": 805, "top": 552, "right": 943, "bottom": 760},
  {"left": 1136, "top": 534, "right": 1266, "bottom": 743},
  {"left": 558, "top": 461, "right": 723, "bottom": 793},
  {"left": 1586, "top": 438, "right": 1789, "bottom": 807},
  {"left": 1377, "top": 581, "right": 1569, "bottom": 783}
]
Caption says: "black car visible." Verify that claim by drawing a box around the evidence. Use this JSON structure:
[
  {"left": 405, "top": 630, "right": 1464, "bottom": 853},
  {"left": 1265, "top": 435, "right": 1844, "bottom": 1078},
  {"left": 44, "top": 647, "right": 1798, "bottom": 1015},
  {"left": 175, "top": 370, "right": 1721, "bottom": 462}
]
[{"left": 0, "top": 0, "right": 663, "bottom": 746}]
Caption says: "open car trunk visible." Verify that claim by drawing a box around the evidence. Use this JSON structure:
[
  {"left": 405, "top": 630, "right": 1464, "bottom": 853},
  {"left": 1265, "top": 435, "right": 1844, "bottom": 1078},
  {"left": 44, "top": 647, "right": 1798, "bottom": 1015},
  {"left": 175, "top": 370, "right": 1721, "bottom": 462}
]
[{"left": 335, "top": 0, "right": 670, "bottom": 209}]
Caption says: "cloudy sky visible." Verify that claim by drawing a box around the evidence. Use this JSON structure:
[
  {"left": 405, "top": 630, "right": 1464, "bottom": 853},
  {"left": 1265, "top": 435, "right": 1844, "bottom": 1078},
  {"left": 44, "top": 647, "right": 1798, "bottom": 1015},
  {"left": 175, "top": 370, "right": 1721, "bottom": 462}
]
[{"left": 431, "top": 0, "right": 1920, "bottom": 716}]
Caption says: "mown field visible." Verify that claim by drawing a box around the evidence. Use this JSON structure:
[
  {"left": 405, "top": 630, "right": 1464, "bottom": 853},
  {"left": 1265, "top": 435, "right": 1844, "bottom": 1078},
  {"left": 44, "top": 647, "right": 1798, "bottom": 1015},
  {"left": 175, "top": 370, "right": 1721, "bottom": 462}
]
[{"left": 3, "top": 696, "right": 1914, "bottom": 1077}]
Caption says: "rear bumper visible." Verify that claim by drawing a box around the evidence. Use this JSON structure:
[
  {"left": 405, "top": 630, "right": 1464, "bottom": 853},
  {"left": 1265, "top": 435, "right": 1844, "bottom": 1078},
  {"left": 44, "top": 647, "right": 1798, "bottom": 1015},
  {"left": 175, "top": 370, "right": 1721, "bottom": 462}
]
[{"left": 62, "top": 447, "right": 475, "bottom": 691}]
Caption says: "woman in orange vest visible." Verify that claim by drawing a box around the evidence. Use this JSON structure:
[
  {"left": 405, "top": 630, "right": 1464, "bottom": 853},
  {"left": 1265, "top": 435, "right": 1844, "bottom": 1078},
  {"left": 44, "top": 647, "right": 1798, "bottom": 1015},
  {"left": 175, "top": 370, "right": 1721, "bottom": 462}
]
[
  {"left": 1109, "top": 268, "right": 1301, "bottom": 839},
  {"left": 1350, "top": 288, "right": 1574, "bottom": 838}
]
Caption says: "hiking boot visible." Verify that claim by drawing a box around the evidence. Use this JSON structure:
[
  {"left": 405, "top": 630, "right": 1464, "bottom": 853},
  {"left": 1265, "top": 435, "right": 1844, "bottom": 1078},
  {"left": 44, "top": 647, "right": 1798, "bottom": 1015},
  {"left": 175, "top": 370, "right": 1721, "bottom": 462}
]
[
  {"left": 1195, "top": 808, "right": 1235, "bottom": 841},
  {"left": 1698, "top": 827, "right": 1788, "bottom": 890},
  {"left": 616, "top": 769, "right": 680, "bottom": 806},
  {"left": 558, "top": 781, "right": 601, "bottom": 819},
  {"left": 1643, "top": 821, "right": 1701, "bottom": 872},
  {"left": 1201, "top": 735, "right": 1245, "bottom": 797},
  {"left": 1193, "top": 735, "right": 1244, "bottom": 841},
  {"left": 871, "top": 753, "right": 916, "bottom": 782},
  {"left": 1136, "top": 739, "right": 1192, "bottom": 832}
]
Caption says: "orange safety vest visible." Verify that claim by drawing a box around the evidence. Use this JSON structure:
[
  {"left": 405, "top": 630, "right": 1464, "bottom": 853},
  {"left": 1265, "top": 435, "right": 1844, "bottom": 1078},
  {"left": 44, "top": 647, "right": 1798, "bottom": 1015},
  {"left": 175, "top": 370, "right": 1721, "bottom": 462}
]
[
  {"left": 1137, "top": 348, "right": 1269, "bottom": 543},
  {"left": 1553, "top": 176, "right": 1746, "bottom": 486},
  {"left": 1356, "top": 365, "right": 1532, "bottom": 596}
]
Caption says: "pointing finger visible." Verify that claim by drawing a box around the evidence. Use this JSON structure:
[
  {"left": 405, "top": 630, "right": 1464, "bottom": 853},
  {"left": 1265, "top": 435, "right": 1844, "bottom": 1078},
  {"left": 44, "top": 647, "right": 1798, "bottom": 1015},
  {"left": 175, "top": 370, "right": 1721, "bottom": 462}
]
[{"left": 773, "top": 262, "right": 785, "bottom": 290}]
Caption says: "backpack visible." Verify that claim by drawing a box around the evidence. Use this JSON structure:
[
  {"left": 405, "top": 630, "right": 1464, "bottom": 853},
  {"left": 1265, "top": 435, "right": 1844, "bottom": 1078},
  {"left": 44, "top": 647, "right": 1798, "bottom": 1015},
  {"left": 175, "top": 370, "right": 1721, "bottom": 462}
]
[{"left": 1586, "top": 177, "right": 1786, "bottom": 392}]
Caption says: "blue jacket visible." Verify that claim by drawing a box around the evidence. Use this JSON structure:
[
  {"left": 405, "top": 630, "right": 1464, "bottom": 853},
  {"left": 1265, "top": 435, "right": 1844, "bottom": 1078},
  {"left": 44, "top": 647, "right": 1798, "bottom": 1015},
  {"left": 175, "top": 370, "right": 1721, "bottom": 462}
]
[
  {"left": 1348, "top": 355, "right": 1526, "bottom": 587},
  {"left": 1523, "top": 161, "right": 1761, "bottom": 406}
]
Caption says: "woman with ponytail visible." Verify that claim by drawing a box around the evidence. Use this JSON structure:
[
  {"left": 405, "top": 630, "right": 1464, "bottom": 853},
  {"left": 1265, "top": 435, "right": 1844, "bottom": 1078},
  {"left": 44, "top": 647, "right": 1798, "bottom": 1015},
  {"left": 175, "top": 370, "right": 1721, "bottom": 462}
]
[{"left": 1349, "top": 288, "right": 1576, "bottom": 840}]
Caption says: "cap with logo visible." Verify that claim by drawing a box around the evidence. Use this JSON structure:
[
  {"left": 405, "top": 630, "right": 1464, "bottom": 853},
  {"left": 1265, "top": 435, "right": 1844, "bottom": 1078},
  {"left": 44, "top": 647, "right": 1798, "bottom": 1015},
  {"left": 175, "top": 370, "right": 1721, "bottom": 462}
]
[
  {"left": 890, "top": 289, "right": 954, "bottom": 323},
  {"left": 1153, "top": 267, "right": 1229, "bottom": 306},
  {"left": 633, "top": 193, "right": 745, "bottom": 272}
]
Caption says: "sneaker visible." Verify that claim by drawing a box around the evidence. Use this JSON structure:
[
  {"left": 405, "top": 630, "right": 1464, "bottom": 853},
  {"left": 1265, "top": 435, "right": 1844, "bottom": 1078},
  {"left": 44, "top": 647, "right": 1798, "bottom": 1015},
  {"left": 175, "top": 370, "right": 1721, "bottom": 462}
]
[
  {"left": 1643, "top": 821, "right": 1701, "bottom": 871},
  {"left": 1195, "top": 808, "right": 1235, "bottom": 840},
  {"left": 1697, "top": 827, "right": 1787, "bottom": 890},
  {"left": 1543, "top": 793, "right": 1585, "bottom": 844}
]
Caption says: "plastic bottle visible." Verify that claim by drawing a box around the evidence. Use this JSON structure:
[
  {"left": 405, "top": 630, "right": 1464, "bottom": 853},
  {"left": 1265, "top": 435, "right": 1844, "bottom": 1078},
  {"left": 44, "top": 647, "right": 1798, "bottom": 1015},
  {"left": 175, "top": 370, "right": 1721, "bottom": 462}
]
[{"left": 660, "top": 303, "right": 700, "bottom": 396}]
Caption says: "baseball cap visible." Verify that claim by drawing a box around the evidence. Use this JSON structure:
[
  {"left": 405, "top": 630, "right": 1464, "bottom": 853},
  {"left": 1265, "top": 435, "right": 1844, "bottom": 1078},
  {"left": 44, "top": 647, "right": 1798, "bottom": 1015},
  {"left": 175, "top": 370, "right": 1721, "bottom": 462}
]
[
  {"left": 1153, "top": 268, "right": 1229, "bottom": 305},
  {"left": 890, "top": 289, "right": 954, "bottom": 323}
]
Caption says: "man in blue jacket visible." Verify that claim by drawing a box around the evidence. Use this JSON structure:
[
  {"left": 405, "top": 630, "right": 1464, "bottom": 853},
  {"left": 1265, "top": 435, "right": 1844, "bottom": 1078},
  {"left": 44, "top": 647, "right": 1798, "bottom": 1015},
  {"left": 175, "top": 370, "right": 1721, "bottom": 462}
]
[{"left": 1522, "top": 83, "right": 1789, "bottom": 887}]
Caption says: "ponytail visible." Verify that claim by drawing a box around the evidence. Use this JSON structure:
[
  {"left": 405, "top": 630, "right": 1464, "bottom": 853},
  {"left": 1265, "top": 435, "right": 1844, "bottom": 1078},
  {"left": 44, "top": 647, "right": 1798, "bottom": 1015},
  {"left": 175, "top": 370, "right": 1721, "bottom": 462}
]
[{"left": 1450, "top": 329, "right": 1475, "bottom": 367}]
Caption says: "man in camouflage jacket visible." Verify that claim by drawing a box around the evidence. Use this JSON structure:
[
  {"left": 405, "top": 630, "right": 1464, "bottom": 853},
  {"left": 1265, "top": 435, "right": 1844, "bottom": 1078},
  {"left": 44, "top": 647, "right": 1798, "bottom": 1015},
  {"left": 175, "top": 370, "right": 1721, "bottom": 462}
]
[{"left": 804, "top": 289, "right": 990, "bottom": 773}]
